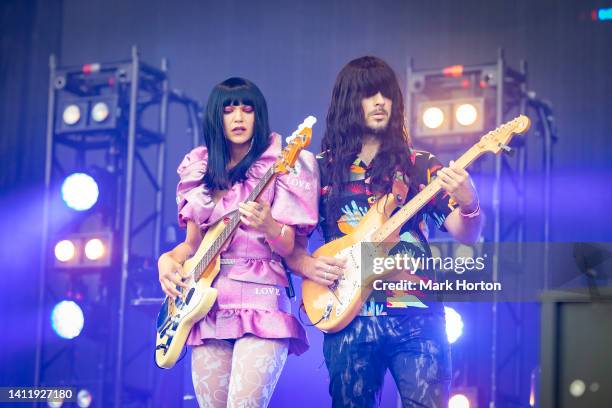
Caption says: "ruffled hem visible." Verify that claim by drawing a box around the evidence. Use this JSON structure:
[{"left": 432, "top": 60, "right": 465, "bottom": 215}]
[{"left": 186, "top": 308, "right": 309, "bottom": 356}]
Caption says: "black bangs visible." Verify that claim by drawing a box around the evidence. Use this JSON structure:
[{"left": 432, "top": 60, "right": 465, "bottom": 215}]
[
  {"left": 356, "top": 66, "right": 397, "bottom": 98},
  {"left": 223, "top": 98, "right": 255, "bottom": 107},
  {"left": 217, "top": 77, "right": 259, "bottom": 107},
  {"left": 349, "top": 56, "right": 398, "bottom": 99}
]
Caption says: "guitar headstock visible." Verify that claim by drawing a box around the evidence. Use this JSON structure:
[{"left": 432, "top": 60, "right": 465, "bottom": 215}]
[
  {"left": 275, "top": 116, "right": 316, "bottom": 174},
  {"left": 476, "top": 115, "right": 531, "bottom": 154}
]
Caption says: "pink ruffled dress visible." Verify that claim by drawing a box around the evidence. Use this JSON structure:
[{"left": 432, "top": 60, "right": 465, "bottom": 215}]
[{"left": 177, "top": 133, "right": 319, "bottom": 355}]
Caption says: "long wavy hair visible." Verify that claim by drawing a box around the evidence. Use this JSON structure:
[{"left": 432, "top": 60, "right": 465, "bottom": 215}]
[
  {"left": 202, "top": 77, "right": 271, "bottom": 191},
  {"left": 321, "top": 56, "right": 413, "bottom": 225}
]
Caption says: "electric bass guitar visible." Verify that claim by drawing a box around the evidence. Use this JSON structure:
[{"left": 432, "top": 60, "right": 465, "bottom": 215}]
[
  {"left": 301, "top": 115, "right": 531, "bottom": 333},
  {"left": 155, "top": 116, "right": 316, "bottom": 368}
]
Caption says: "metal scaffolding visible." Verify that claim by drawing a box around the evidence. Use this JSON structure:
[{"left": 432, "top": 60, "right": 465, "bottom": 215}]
[{"left": 34, "top": 46, "right": 201, "bottom": 407}]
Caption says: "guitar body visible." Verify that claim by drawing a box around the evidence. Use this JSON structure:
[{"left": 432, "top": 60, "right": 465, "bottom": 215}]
[
  {"left": 155, "top": 219, "right": 226, "bottom": 369},
  {"left": 302, "top": 194, "right": 400, "bottom": 333}
]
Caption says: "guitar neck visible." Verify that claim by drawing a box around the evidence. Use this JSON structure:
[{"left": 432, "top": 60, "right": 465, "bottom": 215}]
[
  {"left": 193, "top": 166, "right": 276, "bottom": 281},
  {"left": 372, "top": 144, "right": 484, "bottom": 243}
]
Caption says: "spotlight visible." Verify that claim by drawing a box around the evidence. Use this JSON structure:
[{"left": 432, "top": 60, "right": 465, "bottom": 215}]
[
  {"left": 91, "top": 102, "right": 110, "bottom": 123},
  {"left": 444, "top": 306, "right": 464, "bottom": 344},
  {"left": 77, "top": 389, "right": 92, "bottom": 408},
  {"left": 455, "top": 104, "right": 478, "bottom": 127},
  {"left": 47, "top": 399, "right": 64, "bottom": 408},
  {"left": 62, "top": 104, "right": 81, "bottom": 126},
  {"left": 61, "top": 173, "right": 99, "bottom": 211},
  {"left": 55, "top": 240, "right": 76, "bottom": 262},
  {"left": 84, "top": 238, "right": 105, "bottom": 261},
  {"left": 423, "top": 107, "right": 445, "bottom": 129},
  {"left": 54, "top": 231, "right": 113, "bottom": 269},
  {"left": 414, "top": 98, "right": 484, "bottom": 141},
  {"left": 51, "top": 300, "right": 84, "bottom": 339},
  {"left": 449, "top": 393, "right": 470, "bottom": 408},
  {"left": 55, "top": 95, "right": 119, "bottom": 134}
]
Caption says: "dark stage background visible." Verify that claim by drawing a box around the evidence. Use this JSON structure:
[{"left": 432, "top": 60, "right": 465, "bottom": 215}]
[{"left": 1, "top": 0, "right": 611, "bottom": 406}]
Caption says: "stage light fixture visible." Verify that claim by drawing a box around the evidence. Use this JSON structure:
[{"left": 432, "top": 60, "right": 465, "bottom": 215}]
[
  {"left": 51, "top": 300, "right": 84, "bottom": 339},
  {"left": 91, "top": 102, "right": 110, "bottom": 123},
  {"left": 423, "top": 107, "right": 445, "bottom": 129},
  {"left": 54, "top": 231, "right": 113, "bottom": 269},
  {"left": 76, "top": 389, "right": 92, "bottom": 408},
  {"left": 598, "top": 7, "right": 612, "bottom": 20},
  {"left": 444, "top": 306, "right": 464, "bottom": 344},
  {"left": 55, "top": 95, "right": 119, "bottom": 134},
  {"left": 47, "top": 400, "right": 64, "bottom": 408},
  {"left": 416, "top": 102, "right": 451, "bottom": 137},
  {"left": 84, "top": 238, "right": 105, "bottom": 261},
  {"left": 61, "top": 172, "right": 99, "bottom": 211},
  {"left": 455, "top": 104, "right": 478, "bottom": 127},
  {"left": 449, "top": 393, "right": 470, "bottom": 408},
  {"left": 62, "top": 104, "right": 81, "bottom": 126},
  {"left": 414, "top": 98, "right": 484, "bottom": 140},
  {"left": 54, "top": 240, "right": 76, "bottom": 262}
]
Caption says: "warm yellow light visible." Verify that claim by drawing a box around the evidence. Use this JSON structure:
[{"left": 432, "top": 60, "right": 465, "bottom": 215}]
[
  {"left": 422, "top": 107, "right": 445, "bottom": 129},
  {"left": 84, "top": 238, "right": 105, "bottom": 261},
  {"left": 455, "top": 104, "right": 478, "bottom": 126},
  {"left": 55, "top": 240, "right": 76, "bottom": 262},
  {"left": 62, "top": 105, "right": 81, "bottom": 125},
  {"left": 91, "top": 102, "right": 110, "bottom": 123}
]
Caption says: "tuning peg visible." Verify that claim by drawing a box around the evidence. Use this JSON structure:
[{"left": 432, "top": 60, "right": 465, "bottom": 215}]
[
  {"left": 303, "top": 116, "right": 317, "bottom": 127},
  {"left": 498, "top": 143, "right": 514, "bottom": 156}
]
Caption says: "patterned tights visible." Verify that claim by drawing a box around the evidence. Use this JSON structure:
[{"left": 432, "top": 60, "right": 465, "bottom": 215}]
[{"left": 191, "top": 335, "right": 289, "bottom": 408}]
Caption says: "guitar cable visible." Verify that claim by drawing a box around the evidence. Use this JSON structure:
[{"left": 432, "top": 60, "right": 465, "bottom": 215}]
[{"left": 298, "top": 302, "right": 325, "bottom": 327}]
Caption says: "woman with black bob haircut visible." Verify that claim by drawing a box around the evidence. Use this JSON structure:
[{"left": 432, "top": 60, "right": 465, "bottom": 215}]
[
  {"left": 157, "top": 77, "right": 319, "bottom": 407},
  {"left": 202, "top": 77, "right": 271, "bottom": 191}
]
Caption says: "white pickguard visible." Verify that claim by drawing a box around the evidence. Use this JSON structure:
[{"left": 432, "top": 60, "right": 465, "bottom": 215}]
[{"left": 329, "top": 230, "right": 380, "bottom": 318}]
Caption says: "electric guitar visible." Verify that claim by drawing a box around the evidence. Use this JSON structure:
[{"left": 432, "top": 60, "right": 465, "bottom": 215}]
[
  {"left": 301, "top": 115, "right": 531, "bottom": 333},
  {"left": 155, "top": 116, "right": 316, "bottom": 368}
]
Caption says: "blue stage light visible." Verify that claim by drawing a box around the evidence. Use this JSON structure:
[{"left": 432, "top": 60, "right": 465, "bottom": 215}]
[
  {"left": 444, "top": 306, "right": 464, "bottom": 344},
  {"left": 76, "top": 389, "right": 92, "bottom": 408},
  {"left": 61, "top": 173, "right": 99, "bottom": 211},
  {"left": 598, "top": 8, "right": 612, "bottom": 21},
  {"left": 51, "top": 300, "right": 84, "bottom": 339}
]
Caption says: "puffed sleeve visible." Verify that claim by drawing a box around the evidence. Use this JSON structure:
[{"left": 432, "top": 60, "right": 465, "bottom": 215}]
[
  {"left": 270, "top": 150, "right": 320, "bottom": 236},
  {"left": 176, "top": 146, "right": 215, "bottom": 228}
]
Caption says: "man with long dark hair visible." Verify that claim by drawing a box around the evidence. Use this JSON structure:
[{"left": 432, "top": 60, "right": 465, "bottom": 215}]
[{"left": 286, "top": 57, "right": 483, "bottom": 407}]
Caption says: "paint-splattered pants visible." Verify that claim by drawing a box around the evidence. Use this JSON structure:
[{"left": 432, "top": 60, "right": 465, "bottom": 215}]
[{"left": 323, "top": 313, "right": 451, "bottom": 408}]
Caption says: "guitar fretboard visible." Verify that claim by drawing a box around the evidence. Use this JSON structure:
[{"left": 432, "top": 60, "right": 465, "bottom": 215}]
[
  {"left": 372, "top": 144, "right": 482, "bottom": 242},
  {"left": 193, "top": 165, "right": 276, "bottom": 281}
]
